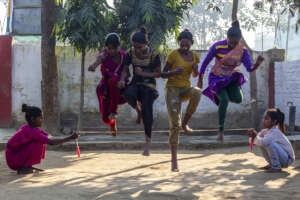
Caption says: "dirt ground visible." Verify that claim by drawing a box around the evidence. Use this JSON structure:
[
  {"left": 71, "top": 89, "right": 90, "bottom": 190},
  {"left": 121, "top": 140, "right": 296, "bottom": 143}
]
[{"left": 1, "top": 147, "right": 300, "bottom": 200}]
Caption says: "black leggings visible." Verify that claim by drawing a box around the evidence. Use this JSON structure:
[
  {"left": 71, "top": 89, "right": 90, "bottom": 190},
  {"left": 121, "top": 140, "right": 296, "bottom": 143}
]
[{"left": 123, "top": 84, "right": 157, "bottom": 138}]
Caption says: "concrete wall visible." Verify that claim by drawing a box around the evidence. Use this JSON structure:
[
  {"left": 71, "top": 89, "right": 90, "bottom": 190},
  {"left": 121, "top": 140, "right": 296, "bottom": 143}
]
[
  {"left": 12, "top": 41, "right": 275, "bottom": 130},
  {"left": 275, "top": 60, "right": 300, "bottom": 126},
  {"left": 12, "top": 41, "right": 42, "bottom": 124}
]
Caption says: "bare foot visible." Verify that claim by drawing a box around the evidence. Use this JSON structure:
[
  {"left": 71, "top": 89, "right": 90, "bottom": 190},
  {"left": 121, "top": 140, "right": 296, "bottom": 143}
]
[
  {"left": 142, "top": 136, "right": 151, "bottom": 156},
  {"left": 31, "top": 167, "right": 45, "bottom": 172},
  {"left": 17, "top": 166, "right": 34, "bottom": 174},
  {"left": 217, "top": 131, "right": 224, "bottom": 143},
  {"left": 182, "top": 124, "right": 193, "bottom": 134},
  {"left": 259, "top": 165, "right": 271, "bottom": 170},
  {"left": 171, "top": 160, "right": 179, "bottom": 172},
  {"left": 108, "top": 113, "right": 117, "bottom": 120},
  {"left": 142, "top": 150, "right": 150, "bottom": 156},
  {"left": 170, "top": 145, "right": 179, "bottom": 172},
  {"left": 265, "top": 168, "right": 282, "bottom": 173},
  {"left": 110, "top": 124, "right": 117, "bottom": 137}
]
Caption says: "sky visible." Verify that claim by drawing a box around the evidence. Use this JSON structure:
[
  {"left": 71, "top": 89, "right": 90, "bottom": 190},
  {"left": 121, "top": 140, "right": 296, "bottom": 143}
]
[{"left": 0, "top": 0, "right": 255, "bottom": 47}]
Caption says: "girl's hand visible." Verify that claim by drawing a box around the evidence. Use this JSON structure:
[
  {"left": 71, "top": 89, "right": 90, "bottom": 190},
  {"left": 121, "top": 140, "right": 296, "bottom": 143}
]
[
  {"left": 135, "top": 67, "right": 143, "bottom": 74},
  {"left": 88, "top": 65, "right": 96, "bottom": 72},
  {"left": 117, "top": 80, "right": 126, "bottom": 89},
  {"left": 192, "top": 63, "right": 199, "bottom": 74},
  {"left": 70, "top": 132, "right": 80, "bottom": 140},
  {"left": 247, "top": 128, "right": 257, "bottom": 138},
  {"left": 197, "top": 77, "right": 203, "bottom": 88},
  {"left": 255, "top": 55, "right": 264, "bottom": 67},
  {"left": 173, "top": 67, "right": 184, "bottom": 75}
]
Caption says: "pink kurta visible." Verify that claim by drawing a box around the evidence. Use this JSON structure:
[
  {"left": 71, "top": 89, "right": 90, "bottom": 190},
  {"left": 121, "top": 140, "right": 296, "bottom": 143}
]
[
  {"left": 96, "top": 50, "right": 127, "bottom": 127},
  {"left": 6, "top": 125, "right": 50, "bottom": 170}
]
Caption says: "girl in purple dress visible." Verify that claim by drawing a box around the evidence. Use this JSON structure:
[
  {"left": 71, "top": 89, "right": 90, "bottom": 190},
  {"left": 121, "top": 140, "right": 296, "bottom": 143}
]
[
  {"left": 6, "top": 104, "right": 79, "bottom": 174},
  {"left": 198, "top": 21, "right": 264, "bottom": 142}
]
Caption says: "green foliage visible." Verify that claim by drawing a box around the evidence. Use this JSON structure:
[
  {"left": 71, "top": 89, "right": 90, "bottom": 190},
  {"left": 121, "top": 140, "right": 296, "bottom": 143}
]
[
  {"left": 260, "top": 0, "right": 300, "bottom": 32},
  {"left": 112, "top": 0, "right": 197, "bottom": 50},
  {"left": 56, "top": 0, "right": 111, "bottom": 53},
  {"left": 56, "top": 0, "right": 199, "bottom": 51}
]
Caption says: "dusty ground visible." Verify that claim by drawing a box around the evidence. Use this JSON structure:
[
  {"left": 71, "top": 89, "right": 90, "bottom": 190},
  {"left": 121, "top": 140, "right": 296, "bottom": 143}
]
[{"left": 1, "top": 147, "right": 300, "bottom": 200}]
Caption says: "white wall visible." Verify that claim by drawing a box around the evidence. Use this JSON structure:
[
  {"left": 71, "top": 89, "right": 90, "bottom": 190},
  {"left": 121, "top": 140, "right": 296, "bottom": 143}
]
[
  {"left": 275, "top": 60, "right": 300, "bottom": 126},
  {"left": 12, "top": 40, "right": 42, "bottom": 123}
]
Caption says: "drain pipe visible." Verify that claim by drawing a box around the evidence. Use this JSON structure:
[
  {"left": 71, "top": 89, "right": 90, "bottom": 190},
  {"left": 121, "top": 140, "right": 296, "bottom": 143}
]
[{"left": 287, "top": 102, "right": 296, "bottom": 132}]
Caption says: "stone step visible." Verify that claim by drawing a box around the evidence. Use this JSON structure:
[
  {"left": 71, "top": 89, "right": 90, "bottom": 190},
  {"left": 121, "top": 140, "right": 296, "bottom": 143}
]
[{"left": 1, "top": 129, "right": 299, "bottom": 152}]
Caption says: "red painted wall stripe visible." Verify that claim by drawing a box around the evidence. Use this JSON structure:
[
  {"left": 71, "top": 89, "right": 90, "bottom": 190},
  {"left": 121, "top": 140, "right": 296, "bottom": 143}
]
[
  {"left": 0, "top": 36, "right": 12, "bottom": 127},
  {"left": 268, "top": 62, "right": 275, "bottom": 108}
]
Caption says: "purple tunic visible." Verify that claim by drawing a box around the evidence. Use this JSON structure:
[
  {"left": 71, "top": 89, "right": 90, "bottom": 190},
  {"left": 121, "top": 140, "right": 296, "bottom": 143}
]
[{"left": 199, "top": 40, "right": 256, "bottom": 105}]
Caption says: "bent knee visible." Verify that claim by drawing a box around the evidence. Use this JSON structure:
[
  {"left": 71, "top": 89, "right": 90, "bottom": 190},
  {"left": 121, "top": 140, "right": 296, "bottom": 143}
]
[
  {"left": 191, "top": 87, "right": 202, "bottom": 99},
  {"left": 232, "top": 96, "right": 242, "bottom": 104}
]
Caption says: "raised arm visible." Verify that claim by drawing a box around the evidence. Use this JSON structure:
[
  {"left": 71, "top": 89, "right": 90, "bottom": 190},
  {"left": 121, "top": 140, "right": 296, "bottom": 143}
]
[
  {"left": 199, "top": 44, "right": 216, "bottom": 78},
  {"left": 48, "top": 132, "right": 79, "bottom": 146},
  {"left": 117, "top": 53, "right": 131, "bottom": 88},
  {"left": 197, "top": 44, "right": 216, "bottom": 88},
  {"left": 242, "top": 49, "right": 264, "bottom": 72},
  {"left": 88, "top": 53, "right": 105, "bottom": 72},
  {"left": 192, "top": 52, "right": 200, "bottom": 78}
]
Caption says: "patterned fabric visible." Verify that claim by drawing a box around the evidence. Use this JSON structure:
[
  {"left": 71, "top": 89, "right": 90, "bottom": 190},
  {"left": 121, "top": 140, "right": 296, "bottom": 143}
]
[
  {"left": 165, "top": 86, "right": 201, "bottom": 145},
  {"left": 211, "top": 43, "right": 244, "bottom": 77},
  {"left": 124, "top": 47, "right": 161, "bottom": 89},
  {"left": 96, "top": 50, "right": 127, "bottom": 127},
  {"left": 199, "top": 40, "right": 255, "bottom": 105},
  {"left": 98, "top": 50, "right": 127, "bottom": 98}
]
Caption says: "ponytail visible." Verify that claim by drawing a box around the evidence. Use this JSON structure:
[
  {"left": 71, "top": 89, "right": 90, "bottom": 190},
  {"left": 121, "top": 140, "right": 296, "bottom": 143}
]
[
  {"left": 276, "top": 108, "right": 286, "bottom": 134},
  {"left": 266, "top": 108, "right": 286, "bottom": 134}
]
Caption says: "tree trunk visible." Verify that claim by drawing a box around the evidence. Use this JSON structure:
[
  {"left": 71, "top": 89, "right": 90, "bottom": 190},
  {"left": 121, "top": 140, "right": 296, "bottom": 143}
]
[
  {"left": 274, "top": 14, "right": 280, "bottom": 46},
  {"left": 41, "top": 0, "right": 60, "bottom": 135},
  {"left": 77, "top": 50, "right": 86, "bottom": 131},
  {"left": 232, "top": 0, "right": 238, "bottom": 21},
  {"left": 231, "top": 0, "right": 259, "bottom": 129}
]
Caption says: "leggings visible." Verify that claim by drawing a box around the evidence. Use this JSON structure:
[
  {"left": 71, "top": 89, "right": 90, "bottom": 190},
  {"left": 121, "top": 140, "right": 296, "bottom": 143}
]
[
  {"left": 123, "top": 84, "right": 157, "bottom": 138},
  {"left": 165, "top": 86, "right": 201, "bottom": 145},
  {"left": 216, "top": 81, "right": 243, "bottom": 132}
]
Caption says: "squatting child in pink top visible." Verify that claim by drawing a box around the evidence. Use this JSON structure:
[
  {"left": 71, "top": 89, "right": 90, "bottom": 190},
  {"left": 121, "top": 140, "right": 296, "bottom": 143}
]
[{"left": 6, "top": 104, "right": 79, "bottom": 174}]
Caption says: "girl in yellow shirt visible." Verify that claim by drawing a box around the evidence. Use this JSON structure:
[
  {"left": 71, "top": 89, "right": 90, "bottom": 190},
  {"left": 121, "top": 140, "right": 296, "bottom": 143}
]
[{"left": 161, "top": 29, "right": 201, "bottom": 171}]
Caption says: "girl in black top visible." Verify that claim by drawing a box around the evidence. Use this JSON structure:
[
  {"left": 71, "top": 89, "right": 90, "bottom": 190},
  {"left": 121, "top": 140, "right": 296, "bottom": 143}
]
[{"left": 118, "top": 27, "right": 161, "bottom": 156}]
